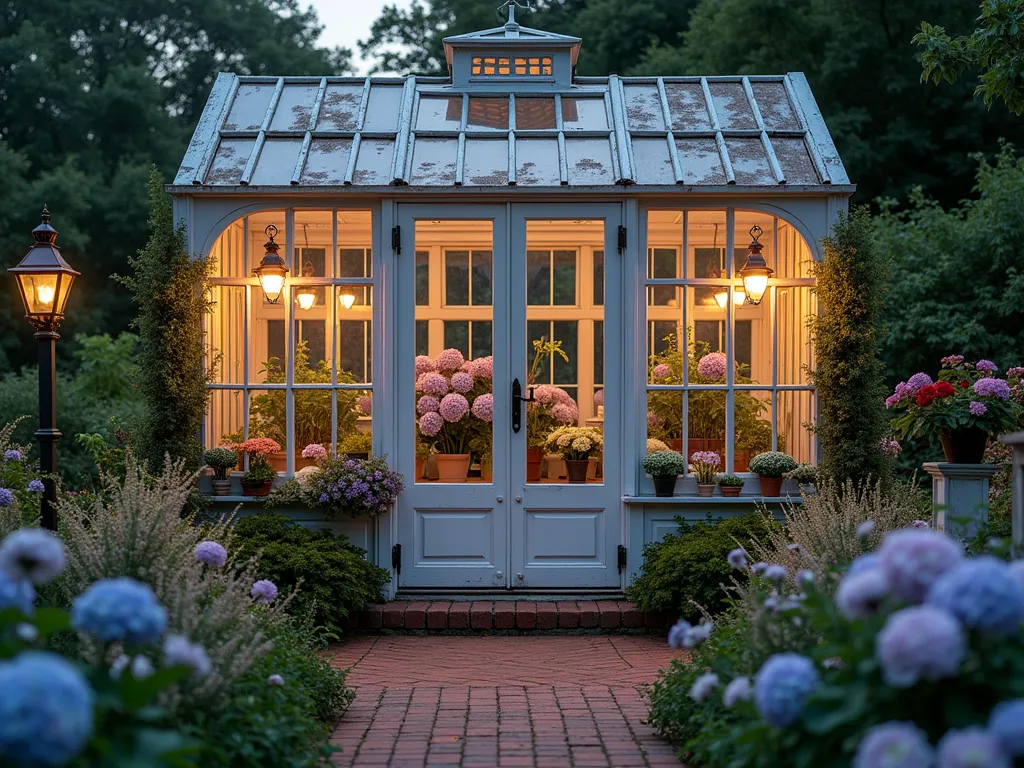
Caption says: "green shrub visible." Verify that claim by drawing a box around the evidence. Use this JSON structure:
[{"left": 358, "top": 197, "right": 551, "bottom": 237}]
[
  {"left": 785, "top": 463, "right": 818, "bottom": 484},
  {"left": 748, "top": 451, "right": 796, "bottom": 477},
  {"left": 626, "top": 513, "right": 774, "bottom": 619},
  {"left": 716, "top": 474, "right": 744, "bottom": 487},
  {"left": 231, "top": 514, "right": 390, "bottom": 631}
]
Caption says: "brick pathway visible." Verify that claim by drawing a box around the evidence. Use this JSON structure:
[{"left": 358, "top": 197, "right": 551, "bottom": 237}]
[{"left": 328, "top": 635, "right": 685, "bottom": 767}]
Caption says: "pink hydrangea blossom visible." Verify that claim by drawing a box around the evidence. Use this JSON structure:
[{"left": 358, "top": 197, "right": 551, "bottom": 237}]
[
  {"left": 941, "top": 354, "right": 965, "bottom": 368},
  {"left": 1007, "top": 366, "right": 1024, "bottom": 379},
  {"left": 471, "top": 394, "right": 494, "bottom": 422},
  {"left": 550, "top": 403, "right": 578, "bottom": 424},
  {"left": 594, "top": 389, "right": 604, "bottom": 406},
  {"left": 451, "top": 372, "right": 475, "bottom": 394},
  {"left": 417, "top": 395, "right": 440, "bottom": 414},
  {"left": 880, "top": 438, "right": 901, "bottom": 457},
  {"left": 469, "top": 356, "right": 493, "bottom": 380},
  {"left": 435, "top": 348, "right": 465, "bottom": 373},
  {"left": 438, "top": 393, "right": 469, "bottom": 422},
  {"left": 973, "top": 378, "right": 1011, "bottom": 399},
  {"left": 418, "top": 372, "right": 450, "bottom": 397},
  {"left": 976, "top": 359, "right": 998, "bottom": 373},
  {"left": 356, "top": 396, "right": 372, "bottom": 415},
  {"left": 533, "top": 384, "right": 575, "bottom": 406},
  {"left": 414, "top": 355, "right": 436, "bottom": 377},
  {"left": 697, "top": 352, "right": 727, "bottom": 380},
  {"left": 647, "top": 412, "right": 662, "bottom": 428},
  {"left": 301, "top": 443, "right": 327, "bottom": 461},
  {"left": 969, "top": 401, "right": 987, "bottom": 417},
  {"left": 652, "top": 364, "right": 671, "bottom": 380},
  {"left": 906, "top": 372, "right": 933, "bottom": 392},
  {"left": 418, "top": 412, "right": 443, "bottom": 437}
]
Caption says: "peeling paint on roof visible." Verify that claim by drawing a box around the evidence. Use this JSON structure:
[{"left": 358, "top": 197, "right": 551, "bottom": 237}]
[{"left": 175, "top": 71, "right": 848, "bottom": 189}]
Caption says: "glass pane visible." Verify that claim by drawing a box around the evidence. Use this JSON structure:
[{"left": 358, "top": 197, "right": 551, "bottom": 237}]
[
  {"left": 337, "top": 211, "right": 372, "bottom": 276},
  {"left": 206, "top": 390, "right": 246, "bottom": 459},
  {"left": 415, "top": 251, "right": 430, "bottom": 306},
  {"left": 736, "top": 391, "right": 773, "bottom": 472},
  {"left": 209, "top": 286, "right": 245, "bottom": 384},
  {"left": 338, "top": 319, "right": 371, "bottom": 384},
  {"left": 295, "top": 308, "right": 332, "bottom": 381},
  {"left": 688, "top": 389, "right": 726, "bottom": 469},
  {"left": 777, "top": 287, "right": 816, "bottom": 385},
  {"left": 778, "top": 390, "right": 816, "bottom": 465},
  {"left": 247, "top": 390, "right": 286, "bottom": 465},
  {"left": 294, "top": 211, "right": 333, "bottom": 275},
  {"left": 777, "top": 218, "right": 814, "bottom": 278},
  {"left": 467, "top": 97, "right": 508, "bottom": 129},
  {"left": 561, "top": 97, "right": 608, "bottom": 131},
  {"left": 646, "top": 294, "right": 682, "bottom": 385},
  {"left": 686, "top": 210, "right": 729, "bottom": 278},
  {"left": 516, "top": 98, "right": 556, "bottom": 129},
  {"left": 335, "top": 388, "right": 373, "bottom": 461},
  {"left": 646, "top": 390, "right": 683, "bottom": 454},
  {"left": 210, "top": 218, "right": 245, "bottom": 277},
  {"left": 416, "top": 95, "right": 463, "bottom": 131},
  {"left": 252, "top": 313, "right": 286, "bottom": 385},
  {"left": 415, "top": 220, "right": 494, "bottom": 484},
  {"left": 593, "top": 250, "right": 604, "bottom": 305},
  {"left": 525, "top": 220, "right": 603, "bottom": 485}
]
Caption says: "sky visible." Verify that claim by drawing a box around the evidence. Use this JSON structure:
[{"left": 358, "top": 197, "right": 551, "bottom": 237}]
[{"left": 305, "top": 0, "right": 414, "bottom": 74}]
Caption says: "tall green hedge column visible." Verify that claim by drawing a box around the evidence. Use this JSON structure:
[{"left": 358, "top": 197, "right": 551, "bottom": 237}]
[{"left": 810, "top": 208, "right": 890, "bottom": 486}]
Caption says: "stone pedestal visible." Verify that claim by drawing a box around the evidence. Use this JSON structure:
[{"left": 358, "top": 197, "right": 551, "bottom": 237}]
[
  {"left": 923, "top": 463, "right": 1000, "bottom": 542},
  {"left": 998, "top": 432, "right": 1024, "bottom": 552}
]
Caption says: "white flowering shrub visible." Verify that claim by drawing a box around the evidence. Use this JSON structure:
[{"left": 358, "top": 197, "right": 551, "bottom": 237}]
[{"left": 649, "top": 525, "right": 1024, "bottom": 768}]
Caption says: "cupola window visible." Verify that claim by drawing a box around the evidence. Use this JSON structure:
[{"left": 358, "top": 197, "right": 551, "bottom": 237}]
[{"left": 471, "top": 56, "right": 553, "bottom": 77}]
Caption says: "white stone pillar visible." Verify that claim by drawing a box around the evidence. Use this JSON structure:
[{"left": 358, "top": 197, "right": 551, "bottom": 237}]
[
  {"left": 922, "top": 463, "right": 1000, "bottom": 542},
  {"left": 998, "top": 432, "right": 1024, "bottom": 553}
]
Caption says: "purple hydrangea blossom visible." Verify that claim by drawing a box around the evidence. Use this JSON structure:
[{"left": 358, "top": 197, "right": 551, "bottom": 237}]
[
  {"left": 194, "top": 541, "right": 227, "bottom": 568},
  {"left": 417, "top": 395, "right": 440, "bottom": 414},
  {"left": 754, "top": 653, "right": 820, "bottom": 728},
  {"left": 853, "top": 722, "right": 935, "bottom": 768},
  {"left": 418, "top": 372, "right": 450, "bottom": 397},
  {"left": 0, "top": 651, "right": 94, "bottom": 767},
  {"left": 925, "top": 556, "right": 1024, "bottom": 636},
  {"left": 876, "top": 605, "right": 965, "bottom": 687},
  {"left": 163, "top": 634, "right": 212, "bottom": 678},
  {"left": 941, "top": 355, "right": 965, "bottom": 367},
  {"left": 267, "top": 673, "right": 285, "bottom": 686},
  {"left": 71, "top": 578, "right": 168, "bottom": 645},
  {"left": 414, "top": 355, "right": 436, "bottom": 377},
  {"left": 723, "top": 676, "right": 752, "bottom": 707},
  {"left": 251, "top": 580, "right": 278, "bottom": 604},
  {"left": 419, "top": 412, "right": 444, "bottom": 437},
  {"left": 438, "top": 393, "right": 469, "bottom": 422},
  {"left": 469, "top": 356, "right": 493, "bottom": 380},
  {"left": 549, "top": 403, "right": 577, "bottom": 424},
  {"left": 885, "top": 393, "right": 901, "bottom": 409},
  {"left": 989, "top": 700, "right": 1024, "bottom": 757},
  {"left": 667, "top": 619, "right": 691, "bottom": 649},
  {"left": 0, "top": 528, "right": 66, "bottom": 585},
  {"left": 727, "top": 548, "right": 748, "bottom": 570},
  {"left": 689, "top": 672, "right": 719, "bottom": 702},
  {"left": 975, "top": 359, "right": 998, "bottom": 373},
  {"left": 751, "top": 562, "right": 770, "bottom": 576},
  {"left": 450, "top": 372, "right": 474, "bottom": 394},
  {"left": 4, "top": 449, "right": 23, "bottom": 461},
  {"left": 697, "top": 352, "right": 727, "bottom": 380},
  {"left": 301, "top": 443, "right": 327, "bottom": 460},
  {"left": 762, "top": 564, "right": 787, "bottom": 584},
  {"left": 906, "top": 373, "right": 934, "bottom": 392},
  {"left": 593, "top": 389, "right": 604, "bottom": 406},
  {"left": 435, "top": 348, "right": 465, "bottom": 373},
  {"left": 836, "top": 568, "right": 888, "bottom": 620},
  {"left": 969, "top": 401, "right": 988, "bottom": 417},
  {"left": 647, "top": 412, "right": 662, "bottom": 428},
  {"left": 0, "top": 489, "right": 13, "bottom": 507},
  {"left": 973, "top": 378, "right": 1011, "bottom": 400},
  {"left": 1007, "top": 367, "right": 1024, "bottom": 379},
  {"left": 356, "top": 395, "right": 372, "bottom": 415},
  {"left": 471, "top": 394, "right": 494, "bottom": 422},
  {"left": 937, "top": 727, "right": 1010, "bottom": 768},
  {"left": 652, "top": 364, "right": 671, "bottom": 380},
  {"left": 846, "top": 553, "right": 881, "bottom": 578},
  {"left": 27, "top": 479, "right": 45, "bottom": 493},
  {"left": 877, "top": 529, "right": 963, "bottom": 603}
]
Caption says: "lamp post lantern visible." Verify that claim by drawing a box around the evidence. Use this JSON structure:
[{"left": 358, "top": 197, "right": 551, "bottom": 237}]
[{"left": 8, "top": 206, "right": 79, "bottom": 531}]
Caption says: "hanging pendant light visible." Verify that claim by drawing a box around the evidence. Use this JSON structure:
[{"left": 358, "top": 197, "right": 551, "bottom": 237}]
[
  {"left": 253, "top": 224, "right": 288, "bottom": 303},
  {"left": 295, "top": 264, "right": 317, "bottom": 311},
  {"left": 339, "top": 288, "right": 357, "bottom": 310},
  {"left": 714, "top": 287, "right": 747, "bottom": 309},
  {"left": 739, "top": 225, "right": 773, "bottom": 306}
]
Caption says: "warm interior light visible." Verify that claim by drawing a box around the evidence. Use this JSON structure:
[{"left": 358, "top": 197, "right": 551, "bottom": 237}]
[
  {"left": 339, "top": 290, "right": 357, "bottom": 310},
  {"left": 738, "top": 225, "right": 773, "bottom": 306},
  {"left": 741, "top": 273, "right": 769, "bottom": 305},
  {"left": 296, "top": 286, "right": 316, "bottom": 311},
  {"left": 35, "top": 282, "right": 55, "bottom": 309},
  {"left": 257, "top": 271, "right": 286, "bottom": 303},
  {"left": 253, "top": 224, "right": 288, "bottom": 304},
  {"left": 714, "top": 288, "right": 747, "bottom": 309}
]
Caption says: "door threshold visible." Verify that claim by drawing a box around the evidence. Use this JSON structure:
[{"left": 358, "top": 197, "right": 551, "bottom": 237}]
[{"left": 395, "top": 589, "right": 626, "bottom": 601}]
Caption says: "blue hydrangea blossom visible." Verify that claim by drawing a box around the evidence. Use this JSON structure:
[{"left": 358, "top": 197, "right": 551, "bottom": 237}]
[
  {"left": 876, "top": 605, "right": 965, "bottom": 687},
  {"left": 71, "top": 577, "right": 168, "bottom": 645},
  {"left": 878, "top": 529, "right": 963, "bottom": 603},
  {"left": 754, "top": 653, "right": 820, "bottom": 728},
  {"left": 989, "top": 700, "right": 1024, "bottom": 757},
  {"left": 0, "top": 528, "right": 66, "bottom": 585},
  {"left": 0, "top": 571, "right": 35, "bottom": 615},
  {"left": 926, "top": 557, "right": 1024, "bottom": 637},
  {"left": 937, "top": 727, "right": 1010, "bottom": 768},
  {"left": 853, "top": 722, "right": 935, "bottom": 768}
]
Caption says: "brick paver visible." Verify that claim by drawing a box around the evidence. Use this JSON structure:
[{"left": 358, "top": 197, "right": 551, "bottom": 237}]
[{"left": 329, "top": 635, "right": 685, "bottom": 767}]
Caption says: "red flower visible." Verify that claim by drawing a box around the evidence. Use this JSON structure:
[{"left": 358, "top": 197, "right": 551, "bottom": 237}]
[
  {"left": 959, "top": 380, "right": 969, "bottom": 388},
  {"left": 934, "top": 381, "right": 955, "bottom": 398},
  {"left": 916, "top": 384, "right": 938, "bottom": 407}
]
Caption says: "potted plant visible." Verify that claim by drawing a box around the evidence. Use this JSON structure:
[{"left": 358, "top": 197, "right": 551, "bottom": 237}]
[
  {"left": 749, "top": 451, "right": 796, "bottom": 497},
  {"left": 416, "top": 349, "right": 493, "bottom": 482},
  {"left": 239, "top": 437, "right": 280, "bottom": 496},
  {"left": 203, "top": 447, "right": 238, "bottom": 496},
  {"left": 338, "top": 430, "right": 372, "bottom": 461},
  {"left": 268, "top": 454, "right": 405, "bottom": 518},
  {"left": 690, "top": 451, "right": 721, "bottom": 496},
  {"left": 525, "top": 338, "right": 577, "bottom": 481},
  {"left": 887, "top": 357, "right": 1022, "bottom": 463},
  {"left": 545, "top": 426, "right": 603, "bottom": 483},
  {"left": 716, "top": 474, "right": 744, "bottom": 497},
  {"left": 786, "top": 463, "right": 818, "bottom": 494},
  {"left": 643, "top": 450, "right": 686, "bottom": 497}
]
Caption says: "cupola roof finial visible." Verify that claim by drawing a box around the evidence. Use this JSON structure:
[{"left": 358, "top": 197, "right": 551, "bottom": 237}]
[{"left": 497, "top": 0, "right": 531, "bottom": 30}]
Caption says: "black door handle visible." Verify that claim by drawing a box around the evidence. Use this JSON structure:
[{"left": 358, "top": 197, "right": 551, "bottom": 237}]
[{"left": 511, "top": 377, "right": 535, "bottom": 433}]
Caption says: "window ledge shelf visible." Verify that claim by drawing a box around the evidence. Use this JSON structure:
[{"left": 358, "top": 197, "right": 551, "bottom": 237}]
[
  {"left": 622, "top": 495, "right": 800, "bottom": 505},
  {"left": 202, "top": 495, "right": 268, "bottom": 503}
]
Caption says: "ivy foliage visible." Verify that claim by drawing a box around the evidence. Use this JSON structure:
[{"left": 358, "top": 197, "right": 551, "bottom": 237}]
[
  {"left": 810, "top": 208, "right": 891, "bottom": 486},
  {"left": 115, "top": 171, "right": 212, "bottom": 472}
]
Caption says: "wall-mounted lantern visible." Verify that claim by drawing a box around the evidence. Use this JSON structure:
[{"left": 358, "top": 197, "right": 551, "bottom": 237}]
[{"left": 739, "top": 225, "right": 773, "bottom": 306}]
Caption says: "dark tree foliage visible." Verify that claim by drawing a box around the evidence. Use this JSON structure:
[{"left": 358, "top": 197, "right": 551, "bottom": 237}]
[
  {"left": 0, "top": 0, "right": 351, "bottom": 374},
  {"left": 810, "top": 208, "right": 891, "bottom": 486},
  {"left": 115, "top": 172, "right": 211, "bottom": 472}
]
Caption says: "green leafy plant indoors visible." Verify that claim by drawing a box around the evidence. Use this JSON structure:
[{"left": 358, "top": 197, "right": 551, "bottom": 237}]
[
  {"left": 643, "top": 450, "right": 686, "bottom": 477},
  {"left": 810, "top": 207, "right": 891, "bottom": 487},
  {"left": 625, "top": 513, "right": 774, "bottom": 620},
  {"left": 748, "top": 451, "right": 796, "bottom": 478},
  {"left": 243, "top": 458, "right": 276, "bottom": 484},
  {"left": 786, "top": 463, "right": 818, "bottom": 485},
  {"left": 338, "top": 430, "right": 372, "bottom": 455},
  {"left": 203, "top": 447, "right": 237, "bottom": 480},
  {"left": 230, "top": 514, "right": 390, "bottom": 631},
  {"left": 716, "top": 474, "right": 745, "bottom": 487}
]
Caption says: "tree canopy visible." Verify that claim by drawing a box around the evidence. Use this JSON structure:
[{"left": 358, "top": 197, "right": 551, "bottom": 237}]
[{"left": 0, "top": 0, "right": 351, "bottom": 374}]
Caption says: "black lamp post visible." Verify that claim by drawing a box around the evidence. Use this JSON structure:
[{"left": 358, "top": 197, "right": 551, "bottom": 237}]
[{"left": 8, "top": 206, "right": 79, "bottom": 531}]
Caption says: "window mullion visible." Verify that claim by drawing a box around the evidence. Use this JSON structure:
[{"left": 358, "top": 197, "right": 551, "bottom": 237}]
[
  {"left": 725, "top": 207, "right": 735, "bottom": 473},
  {"left": 285, "top": 209, "right": 296, "bottom": 475}
]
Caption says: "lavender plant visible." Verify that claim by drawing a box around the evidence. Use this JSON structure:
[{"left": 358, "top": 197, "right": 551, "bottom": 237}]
[
  {"left": 0, "top": 418, "right": 49, "bottom": 536},
  {"left": 267, "top": 454, "right": 404, "bottom": 518}
]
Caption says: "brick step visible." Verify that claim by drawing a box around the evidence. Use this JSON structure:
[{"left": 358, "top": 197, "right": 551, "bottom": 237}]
[{"left": 353, "top": 600, "right": 671, "bottom": 633}]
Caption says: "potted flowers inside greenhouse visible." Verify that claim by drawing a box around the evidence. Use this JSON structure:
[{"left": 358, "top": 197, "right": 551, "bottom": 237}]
[{"left": 643, "top": 450, "right": 687, "bottom": 497}]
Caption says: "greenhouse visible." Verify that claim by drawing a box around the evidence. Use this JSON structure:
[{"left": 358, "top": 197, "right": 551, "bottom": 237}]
[{"left": 170, "top": 8, "right": 852, "bottom": 594}]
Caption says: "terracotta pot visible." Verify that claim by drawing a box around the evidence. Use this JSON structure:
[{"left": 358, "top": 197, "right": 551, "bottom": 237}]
[
  {"left": 735, "top": 451, "right": 752, "bottom": 472},
  {"left": 652, "top": 475, "right": 678, "bottom": 497},
  {"left": 294, "top": 456, "right": 316, "bottom": 470},
  {"left": 697, "top": 483, "right": 715, "bottom": 497},
  {"left": 415, "top": 456, "right": 425, "bottom": 480},
  {"left": 758, "top": 475, "right": 783, "bottom": 497},
  {"left": 435, "top": 453, "right": 471, "bottom": 483},
  {"left": 241, "top": 479, "right": 272, "bottom": 497},
  {"left": 481, "top": 464, "right": 493, "bottom": 482},
  {"left": 565, "top": 459, "right": 590, "bottom": 483},
  {"left": 719, "top": 484, "right": 742, "bottom": 497},
  {"left": 211, "top": 479, "right": 232, "bottom": 497},
  {"left": 527, "top": 447, "right": 544, "bottom": 483},
  {"left": 939, "top": 427, "right": 988, "bottom": 464},
  {"left": 267, "top": 451, "right": 288, "bottom": 472}
]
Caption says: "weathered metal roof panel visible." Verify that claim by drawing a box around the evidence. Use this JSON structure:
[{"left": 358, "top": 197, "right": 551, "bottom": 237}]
[{"left": 175, "top": 70, "right": 850, "bottom": 190}]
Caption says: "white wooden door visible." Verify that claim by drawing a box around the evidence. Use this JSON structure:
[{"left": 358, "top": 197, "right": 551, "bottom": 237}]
[{"left": 395, "top": 203, "right": 623, "bottom": 590}]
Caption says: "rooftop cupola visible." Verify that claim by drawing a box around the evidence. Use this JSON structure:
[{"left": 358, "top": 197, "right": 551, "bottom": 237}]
[{"left": 442, "top": 0, "right": 582, "bottom": 90}]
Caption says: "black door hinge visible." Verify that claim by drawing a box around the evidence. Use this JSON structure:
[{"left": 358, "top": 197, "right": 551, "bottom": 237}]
[
  {"left": 617, "top": 544, "right": 627, "bottom": 573},
  {"left": 617, "top": 225, "right": 627, "bottom": 254},
  {"left": 391, "top": 225, "right": 402, "bottom": 255},
  {"left": 391, "top": 544, "right": 402, "bottom": 575}
]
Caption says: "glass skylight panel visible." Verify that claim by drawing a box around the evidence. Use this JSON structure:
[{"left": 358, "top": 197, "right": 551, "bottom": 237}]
[
  {"left": 300, "top": 139, "right": 352, "bottom": 185},
  {"left": 515, "top": 139, "right": 561, "bottom": 186},
  {"left": 663, "top": 82, "right": 713, "bottom": 132},
  {"left": 561, "top": 98, "right": 608, "bottom": 131},
  {"left": 467, "top": 97, "right": 509, "bottom": 130},
  {"left": 409, "top": 137, "right": 458, "bottom": 185},
  {"left": 248, "top": 139, "right": 303, "bottom": 186},
  {"left": 565, "top": 138, "right": 615, "bottom": 185},
  {"left": 709, "top": 82, "right": 757, "bottom": 130},
  {"left": 268, "top": 84, "right": 319, "bottom": 132},
  {"left": 463, "top": 139, "right": 509, "bottom": 185},
  {"left": 352, "top": 138, "right": 395, "bottom": 185},
  {"left": 515, "top": 98, "right": 556, "bottom": 130},
  {"left": 315, "top": 84, "right": 364, "bottom": 131},
  {"left": 632, "top": 138, "right": 675, "bottom": 185},
  {"left": 223, "top": 84, "right": 276, "bottom": 131},
  {"left": 362, "top": 85, "right": 404, "bottom": 132},
  {"left": 773, "top": 138, "right": 819, "bottom": 184},
  {"left": 415, "top": 96, "right": 463, "bottom": 131},
  {"left": 750, "top": 82, "right": 801, "bottom": 131},
  {"left": 623, "top": 84, "right": 665, "bottom": 131},
  {"left": 205, "top": 138, "right": 255, "bottom": 185}
]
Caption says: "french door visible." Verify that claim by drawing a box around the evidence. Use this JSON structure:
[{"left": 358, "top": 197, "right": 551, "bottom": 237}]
[{"left": 395, "top": 203, "right": 623, "bottom": 589}]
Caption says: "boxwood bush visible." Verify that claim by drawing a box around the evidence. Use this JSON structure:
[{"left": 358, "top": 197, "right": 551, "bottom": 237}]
[
  {"left": 626, "top": 513, "right": 775, "bottom": 620},
  {"left": 231, "top": 514, "right": 390, "bottom": 631}
]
